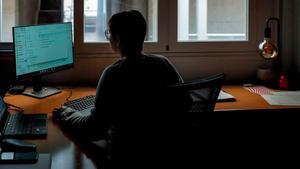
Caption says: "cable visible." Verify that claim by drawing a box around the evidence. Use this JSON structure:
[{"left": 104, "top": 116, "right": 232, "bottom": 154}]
[
  {"left": 4, "top": 93, "right": 13, "bottom": 97},
  {"left": 56, "top": 86, "right": 75, "bottom": 106},
  {"left": 65, "top": 89, "right": 73, "bottom": 103},
  {"left": 6, "top": 103, "right": 24, "bottom": 113},
  {"left": 2, "top": 95, "right": 24, "bottom": 112},
  {"left": 56, "top": 86, "right": 74, "bottom": 107}
]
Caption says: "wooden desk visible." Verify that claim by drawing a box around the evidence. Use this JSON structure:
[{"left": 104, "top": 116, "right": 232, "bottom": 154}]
[
  {"left": 4, "top": 87, "right": 96, "bottom": 115},
  {"left": 5, "top": 85, "right": 299, "bottom": 114},
  {"left": 3, "top": 86, "right": 300, "bottom": 168},
  {"left": 4, "top": 87, "right": 102, "bottom": 169}
]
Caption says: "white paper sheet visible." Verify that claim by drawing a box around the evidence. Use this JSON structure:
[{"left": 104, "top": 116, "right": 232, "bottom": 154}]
[
  {"left": 261, "top": 93, "right": 300, "bottom": 106},
  {"left": 218, "top": 90, "right": 236, "bottom": 101}
]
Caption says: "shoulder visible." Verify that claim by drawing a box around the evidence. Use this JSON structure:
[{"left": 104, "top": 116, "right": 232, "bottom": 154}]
[
  {"left": 97, "top": 58, "right": 126, "bottom": 88},
  {"left": 144, "top": 54, "right": 169, "bottom": 61},
  {"left": 143, "top": 54, "right": 173, "bottom": 65},
  {"left": 98, "top": 59, "right": 125, "bottom": 83},
  {"left": 103, "top": 58, "right": 125, "bottom": 74}
]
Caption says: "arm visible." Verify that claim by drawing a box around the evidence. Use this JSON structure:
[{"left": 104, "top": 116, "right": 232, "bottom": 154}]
[{"left": 55, "top": 67, "right": 114, "bottom": 141}]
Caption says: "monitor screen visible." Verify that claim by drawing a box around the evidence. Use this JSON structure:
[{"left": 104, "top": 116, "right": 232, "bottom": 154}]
[{"left": 13, "top": 22, "right": 74, "bottom": 80}]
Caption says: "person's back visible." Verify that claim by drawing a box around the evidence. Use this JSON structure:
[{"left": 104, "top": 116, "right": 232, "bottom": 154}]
[
  {"left": 99, "top": 54, "right": 183, "bottom": 166},
  {"left": 54, "top": 10, "right": 187, "bottom": 168}
]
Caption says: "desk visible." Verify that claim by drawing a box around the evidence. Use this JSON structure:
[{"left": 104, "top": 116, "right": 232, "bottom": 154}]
[
  {"left": 3, "top": 86, "right": 300, "bottom": 168},
  {"left": 4, "top": 87, "right": 102, "bottom": 169},
  {"left": 215, "top": 86, "right": 300, "bottom": 112},
  {"left": 5, "top": 85, "right": 300, "bottom": 114}
]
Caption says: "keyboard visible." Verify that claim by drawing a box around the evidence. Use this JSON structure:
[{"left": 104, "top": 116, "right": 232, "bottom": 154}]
[
  {"left": 5, "top": 113, "right": 48, "bottom": 138},
  {"left": 64, "top": 95, "right": 96, "bottom": 111}
]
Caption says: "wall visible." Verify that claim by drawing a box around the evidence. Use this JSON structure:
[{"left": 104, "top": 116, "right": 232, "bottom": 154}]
[
  {"left": 281, "top": 0, "right": 300, "bottom": 88},
  {"left": 281, "top": 0, "right": 293, "bottom": 74},
  {"left": 294, "top": 0, "right": 300, "bottom": 76},
  {"left": 40, "top": 52, "right": 261, "bottom": 86}
]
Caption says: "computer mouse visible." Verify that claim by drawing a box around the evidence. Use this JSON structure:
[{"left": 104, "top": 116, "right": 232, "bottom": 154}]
[{"left": 1, "top": 139, "right": 37, "bottom": 152}]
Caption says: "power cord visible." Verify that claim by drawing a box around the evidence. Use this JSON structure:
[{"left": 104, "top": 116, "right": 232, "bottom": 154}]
[
  {"left": 56, "top": 86, "right": 74, "bottom": 107},
  {"left": 65, "top": 89, "right": 73, "bottom": 103},
  {"left": 4, "top": 93, "right": 13, "bottom": 97},
  {"left": 6, "top": 103, "right": 24, "bottom": 113},
  {"left": 2, "top": 95, "right": 24, "bottom": 113}
]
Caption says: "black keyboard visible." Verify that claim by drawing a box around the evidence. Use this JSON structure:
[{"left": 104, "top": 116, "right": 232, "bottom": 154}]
[
  {"left": 64, "top": 95, "right": 96, "bottom": 111},
  {"left": 5, "top": 113, "right": 48, "bottom": 137}
]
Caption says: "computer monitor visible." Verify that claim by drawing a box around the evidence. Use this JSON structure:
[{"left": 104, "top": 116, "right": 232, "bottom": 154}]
[{"left": 13, "top": 22, "right": 74, "bottom": 99}]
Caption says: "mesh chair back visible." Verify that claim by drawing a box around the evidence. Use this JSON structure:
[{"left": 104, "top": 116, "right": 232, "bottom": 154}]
[{"left": 167, "top": 73, "right": 226, "bottom": 114}]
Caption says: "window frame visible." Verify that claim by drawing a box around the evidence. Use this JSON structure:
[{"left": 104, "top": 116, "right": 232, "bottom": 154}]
[
  {"left": 74, "top": 0, "right": 168, "bottom": 54},
  {"left": 169, "top": 0, "right": 257, "bottom": 53},
  {"left": 75, "top": 0, "right": 258, "bottom": 54}
]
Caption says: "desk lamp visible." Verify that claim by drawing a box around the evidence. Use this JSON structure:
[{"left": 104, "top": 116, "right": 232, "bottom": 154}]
[
  {"left": 258, "top": 17, "right": 280, "bottom": 59},
  {"left": 257, "top": 17, "right": 286, "bottom": 89}
]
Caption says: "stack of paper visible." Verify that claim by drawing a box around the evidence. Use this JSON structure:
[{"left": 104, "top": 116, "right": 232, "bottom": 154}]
[
  {"left": 261, "top": 91, "right": 300, "bottom": 106},
  {"left": 244, "top": 86, "right": 273, "bottom": 95}
]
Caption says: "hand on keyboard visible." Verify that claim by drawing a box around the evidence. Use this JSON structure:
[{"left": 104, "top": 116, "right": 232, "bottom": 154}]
[{"left": 52, "top": 106, "right": 76, "bottom": 122}]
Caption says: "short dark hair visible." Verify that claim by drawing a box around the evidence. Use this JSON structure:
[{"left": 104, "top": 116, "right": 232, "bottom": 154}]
[{"left": 108, "top": 10, "right": 147, "bottom": 55}]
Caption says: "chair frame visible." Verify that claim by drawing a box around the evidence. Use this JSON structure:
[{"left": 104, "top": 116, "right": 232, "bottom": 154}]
[{"left": 168, "top": 73, "right": 226, "bottom": 113}]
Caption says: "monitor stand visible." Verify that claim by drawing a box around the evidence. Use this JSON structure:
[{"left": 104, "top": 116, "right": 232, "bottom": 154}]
[
  {"left": 23, "top": 87, "right": 61, "bottom": 99},
  {"left": 22, "top": 76, "right": 61, "bottom": 99}
]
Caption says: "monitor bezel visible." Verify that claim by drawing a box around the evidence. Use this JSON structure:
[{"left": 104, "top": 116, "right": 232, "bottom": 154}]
[{"left": 13, "top": 22, "right": 74, "bottom": 81}]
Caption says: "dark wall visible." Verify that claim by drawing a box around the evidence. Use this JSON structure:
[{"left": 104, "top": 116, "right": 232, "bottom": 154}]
[
  {"left": 0, "top": 53, "right": 14, "bottom": 96},
  {"left": 281, "top": 0, "right": 300, "bottom": 89},
  {"left": 294, "top": 0, "right": 300, "bottom": 76}
]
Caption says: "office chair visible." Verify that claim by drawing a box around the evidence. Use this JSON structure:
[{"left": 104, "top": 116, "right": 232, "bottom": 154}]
[
  {"left": 166, "top": 73, "right": 226, "bottom": 114},
  {"left": 106, "top": 74, "right": 226, "bottom": 168},
  {"left": 156, "top": 73, "right": 226, "bottom": 167}
]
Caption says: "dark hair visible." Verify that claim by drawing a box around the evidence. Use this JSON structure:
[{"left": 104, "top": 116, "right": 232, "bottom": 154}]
[{"left": 108, "top": 10, "right": 147, "bottom": 56}]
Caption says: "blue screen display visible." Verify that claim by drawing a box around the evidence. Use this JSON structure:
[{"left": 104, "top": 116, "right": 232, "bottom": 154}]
[{"left": 14, "top": 23, "right": 73, "bottom": 76}]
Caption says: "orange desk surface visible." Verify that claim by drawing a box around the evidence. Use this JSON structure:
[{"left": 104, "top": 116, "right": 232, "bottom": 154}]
[
  {"left": 215, "top": 85, "right": 300, "bottom": 112},
  {"left": 4, "top": 85, "right": 300, "bottom": 114},
  {"left": 4, "top": 87, "right": 96, "bottom": 114}
]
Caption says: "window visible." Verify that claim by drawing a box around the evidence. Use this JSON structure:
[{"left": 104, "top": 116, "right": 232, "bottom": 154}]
[
  {"left": 64, "top": 0, "right": 74, "bottom": 23},
  {"left": 83, "top": 0, "right": 158, "bottom": 43},
  {"left": 78, "top": 0, "right": 254, "bottom": 53},
  {"left": 0, "top": 0, "right": 74, "bottom": 43},
  {"left": 178, "top": 0, "right": 248, "bottom": 42},
  {"left": 0, "top": 0, "right": 17, "bottom": 43},
  {"left": 1, "top": 0, "right": 269, "bottom": 54}
]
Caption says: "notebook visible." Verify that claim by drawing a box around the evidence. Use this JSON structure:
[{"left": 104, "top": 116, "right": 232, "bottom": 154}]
[
  {"left": 217, "top": 90, "right": 236, "bottom": 102},
  {"left": 190, "top": 90, "right": 236, "bottom": 102},
  {"left": 0, "top": 96, "right": 47, "bottom": 138}
]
